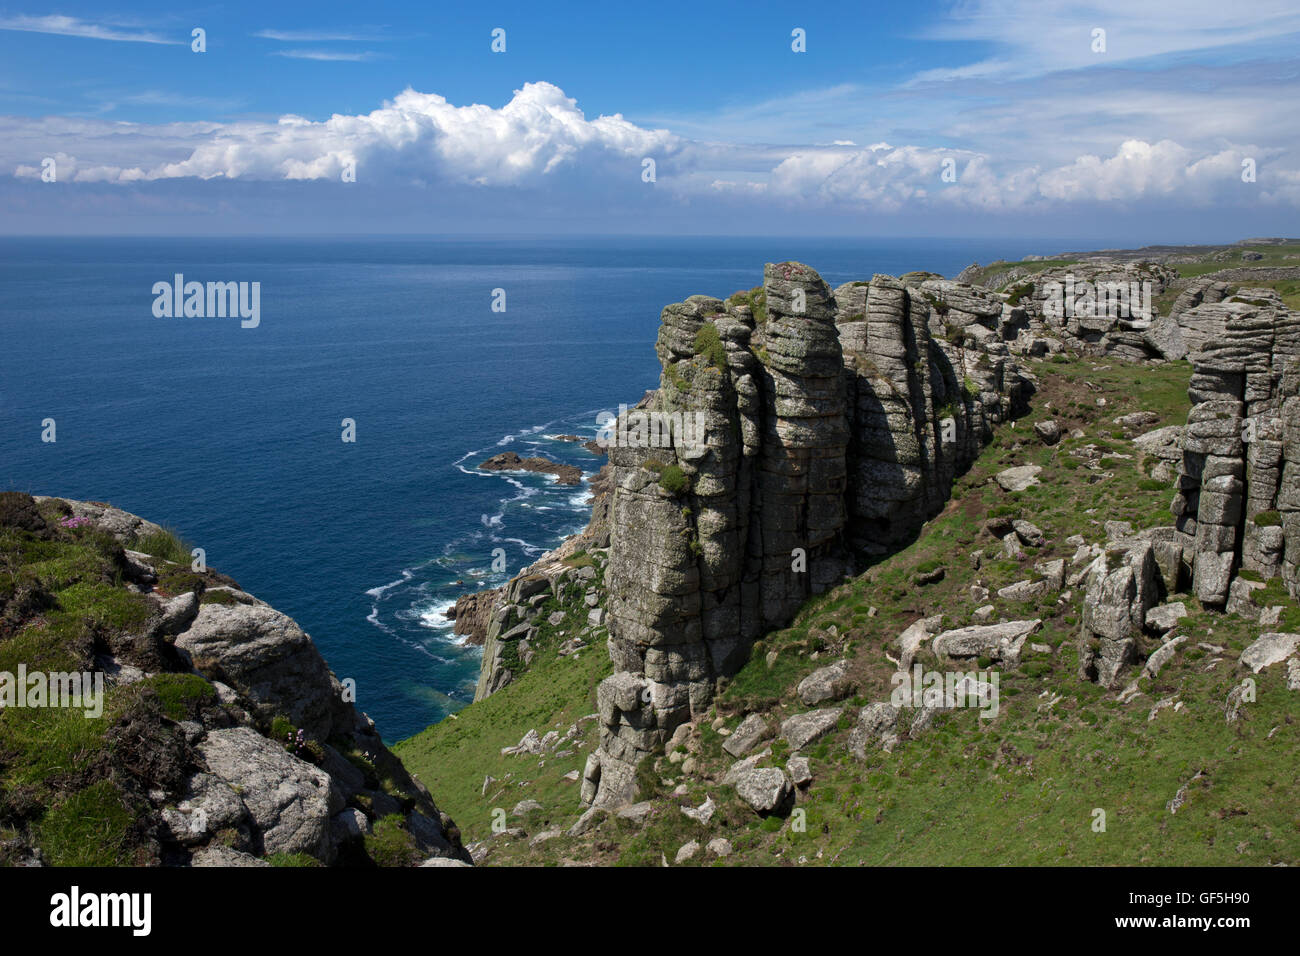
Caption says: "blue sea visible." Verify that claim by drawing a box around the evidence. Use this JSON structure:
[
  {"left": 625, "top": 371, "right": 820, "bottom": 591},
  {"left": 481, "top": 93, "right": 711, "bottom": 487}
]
[{"left": 0, "top": 236, "right": 1086, "bottom": 741}]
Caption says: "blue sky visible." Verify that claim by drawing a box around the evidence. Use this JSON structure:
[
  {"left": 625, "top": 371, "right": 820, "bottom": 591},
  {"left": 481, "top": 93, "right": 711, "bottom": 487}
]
[{"left": 2, "top": 0, "right": 1298, "bottom": 239}]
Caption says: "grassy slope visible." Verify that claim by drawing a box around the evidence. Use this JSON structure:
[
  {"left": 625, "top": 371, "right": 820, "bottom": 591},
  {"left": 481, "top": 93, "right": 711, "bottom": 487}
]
[
  {"left": 393, "top": 565, "right": 613, "bottom": 849},
  {"left": 398, "top": 355, "right": 1300, "bottom": 866},
  {"left": 970, "top": 242, "right": 1300, "bottom": 297},
  {"left": 1173, "top": 243, "right": 1300, "bottom": 278},
  {"left": 0, "top": 509, "right": 217, "bottom": 865}
]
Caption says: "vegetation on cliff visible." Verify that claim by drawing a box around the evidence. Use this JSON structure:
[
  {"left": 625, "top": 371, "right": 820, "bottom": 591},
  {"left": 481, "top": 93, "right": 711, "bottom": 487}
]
[{"left": 397, "top": 354, "right": 1300, "bottom": 866}]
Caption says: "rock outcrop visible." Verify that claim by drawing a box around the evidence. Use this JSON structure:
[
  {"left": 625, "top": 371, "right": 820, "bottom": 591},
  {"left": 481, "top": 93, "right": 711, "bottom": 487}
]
[
  {"left": 581, "top": 263, "right": 1032, "bottom": 806},
  {"left": 1009, "top": 263, "right": 1181, "bottom": 361},
  {"left": 473, "top": 536, "right": 608, "bottom": 701},
  {"left": 478, "top": 451, "right": 583, "bottom": 486},
  {"left": 446, "top": 589, "right": 498, "bottom": 645},
  {"left": 1168, "top": 292, "right": 1300, "bottom": 607},
  {"left": 12, "top": 494, "right": 469, "bottom": 867}
]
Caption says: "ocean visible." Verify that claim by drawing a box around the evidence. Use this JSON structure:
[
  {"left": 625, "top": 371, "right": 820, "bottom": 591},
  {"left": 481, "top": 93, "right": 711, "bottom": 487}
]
[{"left": 0, "top": 235, "right": 1084, "bottom": 741}]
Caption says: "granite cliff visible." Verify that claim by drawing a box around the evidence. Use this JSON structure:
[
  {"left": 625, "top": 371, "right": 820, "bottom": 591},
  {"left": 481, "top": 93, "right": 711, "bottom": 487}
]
[
  {"left": 390, "top": 242, "right": 1300, "bottom": 866},
  {"left": 583, "top": 262, "right": 1032, "bottom": 805},
  {"left": 1073, "top": 290, "right": 1300, "bottom": 688},
  {"left": 453, "top": 249, "right": 1300, "bottom": 817},
  {"left": 0, "top": 493, "right": 468, "bottom": 867}
]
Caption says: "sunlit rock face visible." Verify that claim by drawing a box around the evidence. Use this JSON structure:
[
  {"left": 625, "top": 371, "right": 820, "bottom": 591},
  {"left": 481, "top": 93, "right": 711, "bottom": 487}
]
[{"left": 585, "top": 263, "right": 1032, "bottom": 806}]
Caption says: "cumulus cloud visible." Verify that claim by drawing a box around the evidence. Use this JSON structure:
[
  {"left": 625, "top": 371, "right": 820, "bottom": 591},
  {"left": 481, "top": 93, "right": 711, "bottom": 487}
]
[
  {"left": 5, "top": 81, "right": 1297, "bottom": 213},
  {"left": 7, "top": 82, "right": 681, "bottom": 187},
  {"left": 1036, "top": 140, "right": 1253, "bottom": 202}
]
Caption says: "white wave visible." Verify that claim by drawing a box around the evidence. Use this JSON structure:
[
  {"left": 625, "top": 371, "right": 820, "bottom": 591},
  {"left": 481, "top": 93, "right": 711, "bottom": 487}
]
[
  {"left": 415, "top": 599, "right": 458, "bottom": 630},
  {"left": 365, "top": 567, "right": 414, "bottom": 598}
]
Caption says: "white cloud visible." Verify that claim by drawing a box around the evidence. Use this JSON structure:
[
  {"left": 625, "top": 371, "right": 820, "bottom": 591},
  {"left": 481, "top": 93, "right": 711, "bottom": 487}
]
[
  {"left": 4, "top": 82, "right": 1297, "bottom": 213},
  {"left": 29, "top": 82, "right": 680, "bottom": 186},
  {"left": 254, "top": 29, "right": 385, "bottom": 42},
  {"left": 273, "top": 49, "right": 381, "bottom": 62},
  {"left": 0, "top": 14, "right": 180, "bottom": 45},
  {"left": 915, "top": 0, "right": 1300, "bottom": 80}
]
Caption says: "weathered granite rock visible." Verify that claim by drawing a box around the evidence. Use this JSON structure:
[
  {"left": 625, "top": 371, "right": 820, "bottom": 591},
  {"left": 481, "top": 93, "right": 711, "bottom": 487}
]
[
  {"left": 897, "top": 615, "right": 944, "bottom": 671},
  {"left": 998, "top": 579, "right": 1048, "bottom": 602},
  {"left": 780, "top": 706, "right": 844, "bottom": 751},
  {"left": 174, "top": 603, "right": 353, "bottom": 741},
  {"left": 1016, "top": 263, "right": 1179, "bottom": 360},
  {"left": 848, "top": 702, "right": 902, "bottom": 757},
  {"left": 707, "top": 837, "right": 733, "bottom": 857},
  {"left": 1169, "top": 294, "right": 1300, "bottom": 608},
  {"left": 198, "top": 727, "right": 342, "bottom": 862},
  {"left": 786, "top": 755, "right": 813, "bottom": 787},
  {"left": 1240, "top": 633, "right": 1300, "bottom": 673},
  {"left": 447, "top": 589, "right": 501, "bottom": 645},
  {"left": 584, "top": 263, "right": 1031, "bottom": 806},
  {"left": 722, "top": 712, "right": 771, "bottom": 757},
  {"left": 1142, "top": 635, "right": 1187, "bottom": 679},
  {"left": 732, "top": 767, "right": 794, "bottom": 814},
  {"left": 1145, "top": 601, "right": 1188, "bottom": 633},
  {"left": 932, "top": 620, "right": 1042, "bottom": 664},
  {"left": 996, "top": 465, "right": 1042, "bottom": 492},
  {"left": 1078, "top": 542, "right": 1162, "bottom": 687},
  {"left": 31, "top": 495, "right": 471, "bottom": 867},
  {"left": 32, "top": 496, "right": 166, "bottom": 544},
  {"left": 1034, "top": 420, "right": 1062, "bottom": 445},
  {"left": 796, "top": 660, "right": 855, "bottom": 705}
]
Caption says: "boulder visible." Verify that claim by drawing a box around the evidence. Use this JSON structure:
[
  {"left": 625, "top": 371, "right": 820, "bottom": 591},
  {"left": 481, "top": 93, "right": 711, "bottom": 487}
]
[
  {"left": 780, "top": 707, "right": 844, "bottom": 751},
  {"left": 1033, "top": 420, "right": 1062, "bottom": 445},
  {"left": 786, "top": 755, "right": 813, "bottom": 787},
  {"left": 998, "top": 579, "right": 1048, "bottom": 602},
  {"left": 996, "top": 465, "right": 1042, "bottom": 492},
  {"left": 1145, "top": 602, "right": 1188, "bottom": 633},
  {"left": 722, "top": 713, "right": 771, "bottom": 758},
  {"left": 732, "top": 768, "right": 793, "bottom": 815},
  {"left": 932, "top": 620, "right": 1042, "bottom": 663},
  {"left": 198, "top": 727, "right": 342, "bottom": 862},
  {"left": 848, "top": 702, "right": 901, "bottom": 758},
  {"left": 1142, "top": 635, "right": 1187, "bottom": 679},
  {"left": 796, "top": 660, "right": 855, "bottom": 706},
  {"left": 1240, "top": 633, "right": 1300, "bottom": 673}
]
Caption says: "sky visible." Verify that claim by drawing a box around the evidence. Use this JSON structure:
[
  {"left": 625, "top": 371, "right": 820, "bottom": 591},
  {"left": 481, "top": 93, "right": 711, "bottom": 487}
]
[{"left": 1, "top": 0, "right": 1298, "bottom": 240}]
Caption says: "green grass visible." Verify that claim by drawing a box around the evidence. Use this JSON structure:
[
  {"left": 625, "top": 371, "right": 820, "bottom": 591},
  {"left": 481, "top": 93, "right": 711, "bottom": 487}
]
[
  {"left": 142, "top": 673, "right": 217, "bottom": 721},
  {"left": 694, "top": 322, "right": 728, "bottom": 370},
  {"left": 965, "top": 258, "right": 1081, "bottom": 289},
  {"left": 34, "top": 780, "right": 137, "bottom": 866},
  {"left": 267, "top": 851, "right": 324, "bottom": 867},
  {"left": 129, "top": 527, "right": 193, "bottom": 564},
  {"left": 395, "top": 576, "right": 614, "bottom": 848},
  {"left": 412, "top": 353, "right": 1298, "bottom": 867},
  {"left": 727, "top": 286, "right": 767, "bottom": 324},
  {"left": 1174, "top": 245, "right": 1300, "bottom": 279},
  {"left": 658, "top": 465, "right": 690, "bottom": 495}
]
